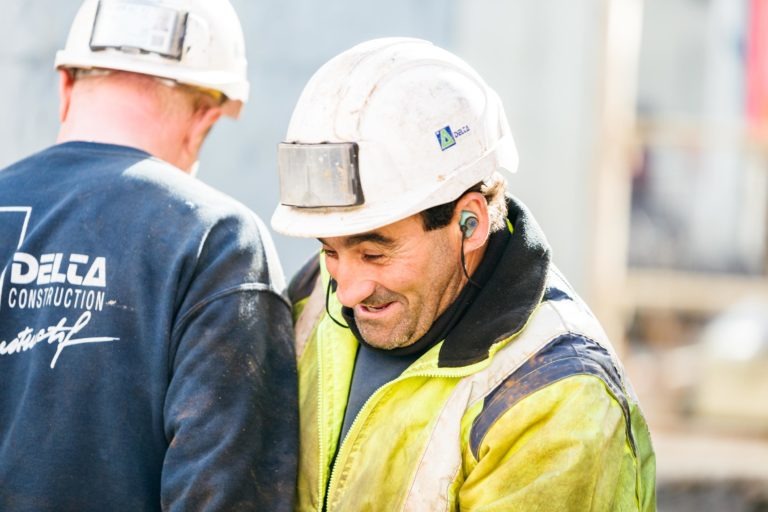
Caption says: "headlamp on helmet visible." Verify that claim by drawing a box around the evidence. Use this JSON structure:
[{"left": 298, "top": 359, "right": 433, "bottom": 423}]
[
  {"left": 89, "top": 0, "right": 188, "bottom": 61},
  {"left": 277, "top": 142, "right": 364, "bottom": 208}
]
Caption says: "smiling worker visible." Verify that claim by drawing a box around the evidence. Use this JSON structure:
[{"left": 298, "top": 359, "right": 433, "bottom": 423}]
[{"left": 272, "top": 37, "right": 656, "bottom": 511}]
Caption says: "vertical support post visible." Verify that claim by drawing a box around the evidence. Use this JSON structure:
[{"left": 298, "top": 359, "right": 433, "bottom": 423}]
[{"left": 588, "top": 0, "right": 644, "bottom": 353}]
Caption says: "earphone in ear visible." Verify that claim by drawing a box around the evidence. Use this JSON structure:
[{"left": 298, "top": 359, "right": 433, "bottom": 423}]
[{"left": 459, "top": 210, "right": 479, "bottom": 238}]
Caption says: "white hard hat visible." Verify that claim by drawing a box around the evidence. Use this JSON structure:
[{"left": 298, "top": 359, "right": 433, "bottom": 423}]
[
  {"left": 55, "top": 0, "right": 249, "bottom": 118},
  {"left": 271, "top": 37, "right": 518, "bottom": 238}
]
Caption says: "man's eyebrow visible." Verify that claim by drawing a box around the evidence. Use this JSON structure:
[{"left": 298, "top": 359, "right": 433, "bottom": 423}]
[{"left": 318, "top": 232, "right": 396, "bottom": 249}]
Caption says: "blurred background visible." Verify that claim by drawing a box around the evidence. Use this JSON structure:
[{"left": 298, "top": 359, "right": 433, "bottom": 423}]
[{"left": 2, "top": 0, "right": 767, "bottom": 509}]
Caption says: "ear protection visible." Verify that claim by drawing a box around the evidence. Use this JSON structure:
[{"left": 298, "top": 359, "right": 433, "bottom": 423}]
[{"left": 459, "top": 210, "right": 479, "bottom": 238}]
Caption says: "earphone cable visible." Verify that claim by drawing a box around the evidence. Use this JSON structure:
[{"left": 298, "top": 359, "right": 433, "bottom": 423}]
[
  {"left": 325, "top": 278, "right": 350, "bottom": 328},
  {"left": 460, "top": 234, "right": 481, "bottom": 288}
]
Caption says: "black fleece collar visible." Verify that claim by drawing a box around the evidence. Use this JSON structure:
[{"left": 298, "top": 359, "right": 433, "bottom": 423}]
[{"left": 437, "top": 195, "right": 551, "bottom": 367}]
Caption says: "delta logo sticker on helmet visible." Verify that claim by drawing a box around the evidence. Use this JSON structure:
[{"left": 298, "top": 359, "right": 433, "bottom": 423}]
[
  {"left": 436, "top": 126, "right": 456, "bottom": 151},
  {"left": 436, "top": 124, "right": 471, "bottom": 151}
]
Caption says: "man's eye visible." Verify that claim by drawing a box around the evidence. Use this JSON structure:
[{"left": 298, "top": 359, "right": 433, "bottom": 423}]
[
  {"left": 322, "top": 249, "right": 338, "bottom": 259},
  {"left": 363, "top": 254, "right": 383, "bottom": 262}
]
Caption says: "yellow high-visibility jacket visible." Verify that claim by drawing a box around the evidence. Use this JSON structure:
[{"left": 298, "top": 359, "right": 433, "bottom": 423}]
[{"left": 289, "top": 197, "right": 656, "bottom": 512}]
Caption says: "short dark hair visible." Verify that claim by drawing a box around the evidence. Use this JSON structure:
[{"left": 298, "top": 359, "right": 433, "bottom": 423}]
[{"left": 419, "top": 172, "right": 508, "bottom": 232}]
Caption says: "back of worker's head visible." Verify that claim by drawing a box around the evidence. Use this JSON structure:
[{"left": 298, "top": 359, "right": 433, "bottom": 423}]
[
  {"left": 54, "top": 0, "right": 249, "bottom": 171},
  {"left": 271, "top": 37, "right": 518, "bottom": 239},
  {"left": 55, "top": 0, "right": 249, "bottom": 118}
]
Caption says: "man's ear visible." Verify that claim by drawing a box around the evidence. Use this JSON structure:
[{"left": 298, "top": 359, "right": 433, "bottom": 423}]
[
  {"left": 455, "top": 191, "right": 490, "bottom": 252},
  {"left": 185, "top": 105, "right": 222, "bottom": 159},
  {"left": 58, "top": 69, "right": 76, "bottom": 123}
]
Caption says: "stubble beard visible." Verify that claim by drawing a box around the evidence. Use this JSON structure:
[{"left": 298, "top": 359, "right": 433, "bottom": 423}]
[
  {"left": 355, "top": 288, "right": 420, "bottom": 349},
  {"left": 355, "top": 288, "right": 444, "bottom": 350},
  {"left": 357, "top": 313, "right": 420, "bottom": 350}
]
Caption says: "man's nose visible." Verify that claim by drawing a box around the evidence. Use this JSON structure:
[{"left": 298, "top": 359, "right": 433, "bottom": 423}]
[{"left": 332, "top": 264, "right": 376, "bottom": 308}]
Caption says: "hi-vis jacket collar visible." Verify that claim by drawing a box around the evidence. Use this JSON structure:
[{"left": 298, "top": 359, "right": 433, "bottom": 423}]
[{"left": 288, "top": 195, "right": 552, "bottom": 368}]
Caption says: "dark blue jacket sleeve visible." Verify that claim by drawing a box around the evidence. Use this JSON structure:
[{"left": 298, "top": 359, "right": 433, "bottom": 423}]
[{"left": 160, "top": 215, "right": 298, "bottom": 511}]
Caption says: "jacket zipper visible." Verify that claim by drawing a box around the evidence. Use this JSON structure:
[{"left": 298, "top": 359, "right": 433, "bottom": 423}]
[{"left": 316, "top": 335, "right": 329, "bottom": 511}]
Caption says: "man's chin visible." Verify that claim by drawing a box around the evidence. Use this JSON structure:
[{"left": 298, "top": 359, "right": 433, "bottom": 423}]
[{"left": 358, "top": 324, "right": 413, "bottom": 350}]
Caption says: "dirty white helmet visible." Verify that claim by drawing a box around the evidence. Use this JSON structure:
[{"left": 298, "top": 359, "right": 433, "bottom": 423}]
[
  {"left": 55, "top": 0, "right": 249, "bottom": 117},
  {"left": 271, "top": 37, "right": 518, "bottom": 238}
]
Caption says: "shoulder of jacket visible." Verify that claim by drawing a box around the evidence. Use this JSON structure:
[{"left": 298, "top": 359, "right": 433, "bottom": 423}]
[{"left": 288, "top": 254, "right": 322, "bottom": 305}]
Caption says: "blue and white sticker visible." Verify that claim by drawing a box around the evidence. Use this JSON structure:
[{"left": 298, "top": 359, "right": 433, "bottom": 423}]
[
  {"left": 436, "top": 125, "right": 471, "bottom": 151},
  {"left": 436, "top": 126, "right": 456, "bottom": 151}
]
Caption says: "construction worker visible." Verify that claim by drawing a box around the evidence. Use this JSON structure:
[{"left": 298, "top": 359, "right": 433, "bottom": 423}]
[
  {"left": 0, "top": 1, "right": 296, "bottom": 510},
  {"left": 273, "top": 38, "right": 656, "bottom": 511}
]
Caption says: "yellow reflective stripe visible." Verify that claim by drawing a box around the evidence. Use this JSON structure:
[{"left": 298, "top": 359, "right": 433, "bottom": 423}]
[{"left": 400, "top": 380, "right": 467, "bottom": 512}]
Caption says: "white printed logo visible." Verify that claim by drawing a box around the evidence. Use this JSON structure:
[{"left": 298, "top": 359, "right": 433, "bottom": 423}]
[
  {"left": 1, "top": 207, "right": 120, "bottom": 368},
  {"left": 10, "top": 253, "right": 106, "bottom": 287},
  {"left": 1, "top": 311, "right": 119, "bottom": 369}
]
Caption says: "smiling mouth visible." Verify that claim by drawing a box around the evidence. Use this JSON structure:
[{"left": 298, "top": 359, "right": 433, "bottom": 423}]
[
  {"left": 362, "top": 303, "right": 390, "bottom": 312},
  {"left": 357, "top": 302, "right": 396, "bottom": 315}
]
